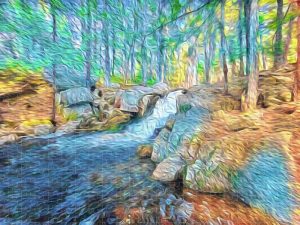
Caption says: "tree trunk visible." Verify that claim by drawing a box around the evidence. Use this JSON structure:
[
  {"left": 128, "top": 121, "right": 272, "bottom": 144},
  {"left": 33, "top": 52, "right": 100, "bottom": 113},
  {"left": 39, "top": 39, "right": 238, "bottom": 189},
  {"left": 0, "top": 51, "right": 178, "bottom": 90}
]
[
  {"left": 260, "top": 31, "right": 267, "bottom": 70},
  {"left": 51, "top": 10, "right": 57, "bottom": 125},
  {"left": 204, "top": 38, "right": 210, "bottom": 83},
  {"left": 112, "top": 29, "right": 116, "bottom": 76},
  {"left": 238, "top": 0, "right": 245, "bottom": 76},
  {"left": 156, "top": 0, "right": 165, "bottom": 83},
  {"left": 141, "top": 36, "right": 147, "bottom": 85},
  {"left": 274, "top": 0, "right": 284, "bottom": 69},
  {"left": 130, "top": 42, "right": 135, "bottom": 80},
  {"left": 293, "top": 1, "right": 300, "bottom": 100},
  {"left": 220, "top": 0, "right": 228, "bottom": 94},
  {"left": 244, "top": 0, "right": 251, "bottom": 76},
  {"left": 232, "top": 60, "right": 237, "bottom": 76},
  {"left": 284, "top": 18, "right": 294, "bottom": 64},
  {"left": 85, "top": 0, "right": 92, "bottom": 88},
  {"left": 157, "top": 28, "right": 164, "bottom": 82},
  {"left": 186, "top": 37, "right": 197, "bottom": 88},
  {"left": 244, "top": 0, "right": 259, "bottom": 110},
  {"left": 103, "top": 0, "right": 111, "bottom": 87}
]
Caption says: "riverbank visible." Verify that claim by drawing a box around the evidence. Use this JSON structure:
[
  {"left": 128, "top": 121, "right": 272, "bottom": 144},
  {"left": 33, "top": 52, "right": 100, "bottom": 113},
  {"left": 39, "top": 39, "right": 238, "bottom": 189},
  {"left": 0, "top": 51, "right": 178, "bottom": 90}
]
[{"left": 0, "top": 64, "right": 299, "bottom": 224}]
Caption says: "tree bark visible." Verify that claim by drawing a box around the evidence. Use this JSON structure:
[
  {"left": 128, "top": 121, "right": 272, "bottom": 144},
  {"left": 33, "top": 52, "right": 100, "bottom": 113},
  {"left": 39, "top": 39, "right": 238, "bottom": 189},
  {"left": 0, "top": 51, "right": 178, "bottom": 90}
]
[
  {"left": 293, "top": 0, "right": 300, "bottom": 100},
  {"left": 103, "top": 0, "right": 111, "bottom": 87},
  {"left": 260, "top": 31, "right": 267, "bottom": 70},
  {"left": 244, "top": 0, "right": 251, "bottom": 76},
  {"left": 204, "top": 37, "right": 210, "bottom": 83},
  {"left": 284, "top": 18, "right": 294, "bottom": 64},
  {"left": 156, "top": 0, "right": 165, "bottom": 83},
  {"left": 274, "top": 0, "right": 284, "bottom": 69},
  {"left": 238, "top": 0, "right": 245, "bottom": 76},
  {"left": 51, "top": 8, "right": 57, "bottom": 125},
  {"left": 244, "top": 0, "right": 259, "bottom": 110},
  {"left": 85, "top": 0, "right": 92, "bottom": 88},
  {"left": 220, "top": 0, "right": 228, "bottom": 94},
  {"left": 141, "top": 36, "right": 147, "bottom": 85}
]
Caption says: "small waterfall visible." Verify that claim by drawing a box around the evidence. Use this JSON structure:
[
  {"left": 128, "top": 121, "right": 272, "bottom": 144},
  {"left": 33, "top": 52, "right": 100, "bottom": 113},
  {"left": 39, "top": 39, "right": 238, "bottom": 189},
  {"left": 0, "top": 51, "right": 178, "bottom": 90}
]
[{"left": 126, "top": 90, "right": 183, "bottom": 138}]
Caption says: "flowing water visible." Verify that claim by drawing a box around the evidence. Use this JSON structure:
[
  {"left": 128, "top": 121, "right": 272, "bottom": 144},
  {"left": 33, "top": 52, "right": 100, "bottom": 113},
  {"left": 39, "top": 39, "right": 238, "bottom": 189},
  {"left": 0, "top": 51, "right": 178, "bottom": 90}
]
[{"left": 0, "top": 91, "right": 184, "bottom": 224}]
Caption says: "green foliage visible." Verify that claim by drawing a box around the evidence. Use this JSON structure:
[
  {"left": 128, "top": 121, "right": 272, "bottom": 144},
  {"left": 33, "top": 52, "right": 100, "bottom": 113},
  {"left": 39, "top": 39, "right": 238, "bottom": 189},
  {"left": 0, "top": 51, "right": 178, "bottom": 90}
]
[
  {"left": 0, "top": 0, "right": 296, "bottom": 88},
  {"left": 179, "top": 103, "right": 192, "bottom": 113}
]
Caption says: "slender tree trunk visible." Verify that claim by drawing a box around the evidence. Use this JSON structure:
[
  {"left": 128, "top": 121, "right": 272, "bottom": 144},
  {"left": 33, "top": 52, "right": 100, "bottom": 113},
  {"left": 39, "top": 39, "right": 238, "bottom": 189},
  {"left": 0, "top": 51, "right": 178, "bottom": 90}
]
[
  {"left": 232, "top": 60, "right": 237, "bottom": 76},
  {"left": 220, "top": 0, "right": 228, "bottom": 94},
  {"left": 141, "top": 36, "right": 147, "bottom": 85},
  {"left": 244, "top": 0, "right": 251, "bottom": 76},
  {"left": 130, "top": 42, "right": 135, "bottom": 80},
  {"left": 284, "top": 18, "right": 294, "bottom": 64},
  {"left": 260, "top": 31, "right": 267, "bottom": 70},
  {"left": 51, "top": 11, "right": 57, "bottom": 125},
  {"left": 186, "top": 37, "right": 197, "bottom": 87},
  {"left": 244, "top": 0, "right": 259, "bottom": 110},
  {"left": 112, "top": 29, "right": 116, "bottom": 76},
  {"left": 103, "top": 0, "right": 111, "bottom": 87},
  {"left": 85, "top": 0, "right": 92, "bottom": 88},
  {"left": 92, "top": 19, "right": 98, "bottom": 67},
  {"left": 157, "top": 28, "right": 164, "bottom": 82},
  {"left": 122, "top": 43, "right": 129, "bottom": 83},
  {"left": 238, "top": 0, "right": 245, "bottom": 76},
  {"left": 293, "top": 1, "right": 300, "bottom": 100},
  {"left": 274, "top": 0, "right": 284, "bottom": 69},
  {"left": 156, "top": 0, "right": 165, "bottom": 82},
  {"left": 204, "top": 38, "right": 210, "bottom": 83}
]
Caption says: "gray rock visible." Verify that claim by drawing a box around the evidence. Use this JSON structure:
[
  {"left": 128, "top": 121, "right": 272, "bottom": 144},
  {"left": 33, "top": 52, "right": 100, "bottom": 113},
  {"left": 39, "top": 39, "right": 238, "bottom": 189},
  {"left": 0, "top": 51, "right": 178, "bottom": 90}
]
[
  {"left": 152, "top": 107, "right": 209, "bottom": 163},
  {"left": 60, "top": 87, "right": 94, "bottom": 107},
  {"left": 56, "top": 121, "right": 80, "bottom": 133},
  {"left": 33, "top": 124, "right": 54, "bottom": 136},
  {"left": 152, "top": 82, "right": 169, "bottom": 95},
  {"left": 0, "top": 134, "right": 19, "bottom": 145},
  {"left": 63, "top": 103, "right": 93, "bottom": 118},
  {"left": 120, "top": 90, "right": 141, "bottom": 112},
  {"left": 152, "top": 155, "right": 185, "bottom": 182}
]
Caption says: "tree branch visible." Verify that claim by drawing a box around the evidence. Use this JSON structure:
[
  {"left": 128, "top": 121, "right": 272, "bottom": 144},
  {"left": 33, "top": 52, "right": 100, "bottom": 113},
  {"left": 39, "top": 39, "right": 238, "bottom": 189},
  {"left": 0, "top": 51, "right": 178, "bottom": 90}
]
[{"left": 144, "top": 0, "right": 215, "bottom": 37}]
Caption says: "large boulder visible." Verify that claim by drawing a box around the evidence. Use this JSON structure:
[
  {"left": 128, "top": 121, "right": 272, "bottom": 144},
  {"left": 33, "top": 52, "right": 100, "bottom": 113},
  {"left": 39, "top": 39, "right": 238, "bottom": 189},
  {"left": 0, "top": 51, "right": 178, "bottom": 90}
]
[
  {"left": 183, "top": 131, "right": 297, "bottom": 224},
  {"left": 59, "top": 87, "right": 94, "bottom": 107},
  {"left": 152, "top": 107, "right": 210, "bottom": 163},
  {"left": 117, "top": 85, "right": 163, "bottom": 115}
]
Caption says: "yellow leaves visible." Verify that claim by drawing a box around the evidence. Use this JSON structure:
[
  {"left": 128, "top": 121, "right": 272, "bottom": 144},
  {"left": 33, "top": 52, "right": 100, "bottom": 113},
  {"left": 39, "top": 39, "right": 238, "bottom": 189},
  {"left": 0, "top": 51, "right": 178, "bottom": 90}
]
[{"left": 20, "top": 119, "right": 52, "bottom": 127}]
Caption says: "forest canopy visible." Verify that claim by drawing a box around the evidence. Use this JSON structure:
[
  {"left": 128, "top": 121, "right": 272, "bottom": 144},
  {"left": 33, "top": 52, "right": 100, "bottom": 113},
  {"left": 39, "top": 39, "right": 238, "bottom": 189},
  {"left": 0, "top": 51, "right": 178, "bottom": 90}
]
[{"left": 0, "top": 0, "right": 298, "bottom": 90}]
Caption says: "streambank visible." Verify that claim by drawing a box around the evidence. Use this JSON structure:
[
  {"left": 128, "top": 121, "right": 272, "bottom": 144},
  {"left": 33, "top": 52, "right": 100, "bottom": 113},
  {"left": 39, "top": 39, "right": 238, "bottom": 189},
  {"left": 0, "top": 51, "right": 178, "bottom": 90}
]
[
  {"left": 0, "top": 87, "right": 283, "bottom": 225},
  {"left": 147, "top": 65, "right": 299, "bottom": 224}
]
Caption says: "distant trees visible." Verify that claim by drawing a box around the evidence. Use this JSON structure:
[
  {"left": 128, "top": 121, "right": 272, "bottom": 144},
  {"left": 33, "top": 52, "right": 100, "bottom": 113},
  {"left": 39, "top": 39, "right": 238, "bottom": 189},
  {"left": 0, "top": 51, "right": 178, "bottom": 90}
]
[{"left": 0, "top": 0, "right": 298, "bottom": 106}]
